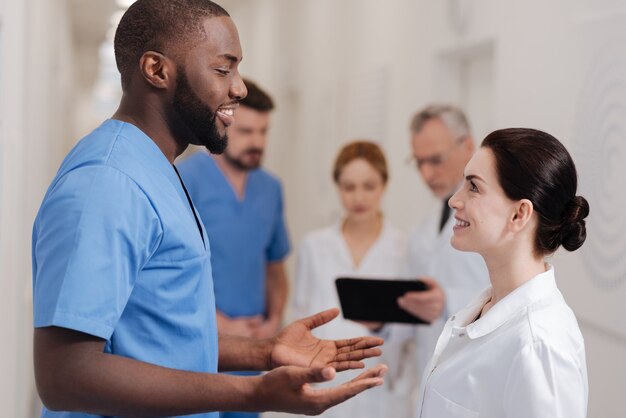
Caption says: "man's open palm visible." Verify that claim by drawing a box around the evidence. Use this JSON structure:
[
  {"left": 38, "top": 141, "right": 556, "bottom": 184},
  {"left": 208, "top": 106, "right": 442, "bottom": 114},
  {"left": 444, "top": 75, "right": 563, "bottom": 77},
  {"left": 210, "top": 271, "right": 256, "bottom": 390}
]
[{"left": 269, "top": 308, "right": 384, "bottom": 372}]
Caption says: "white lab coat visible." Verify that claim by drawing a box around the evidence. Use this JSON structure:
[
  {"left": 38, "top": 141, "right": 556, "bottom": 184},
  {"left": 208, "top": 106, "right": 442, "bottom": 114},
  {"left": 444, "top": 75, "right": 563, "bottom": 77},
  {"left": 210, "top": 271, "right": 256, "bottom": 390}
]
[
  {"left": 291, "top": 220, "right": 419, "bottom": 418},
  {"left": 386, "top": 203, "right": 489, "bottom": 383},
  {"left": 409, "top": 203, "right": 490, "bottom": 374},
  {"left": 416, "top": 265, "right": 588, "bottom": 418}
]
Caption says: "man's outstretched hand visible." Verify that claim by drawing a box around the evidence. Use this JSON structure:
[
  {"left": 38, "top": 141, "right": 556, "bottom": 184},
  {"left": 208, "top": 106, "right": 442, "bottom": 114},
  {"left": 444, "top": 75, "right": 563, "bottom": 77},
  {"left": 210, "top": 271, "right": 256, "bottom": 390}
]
[
  {"left": 254, "top": 363, "right": 387, "bottom": 415},
  {"left": 268, "top": 308, "right": 384, "bottom": 372}
]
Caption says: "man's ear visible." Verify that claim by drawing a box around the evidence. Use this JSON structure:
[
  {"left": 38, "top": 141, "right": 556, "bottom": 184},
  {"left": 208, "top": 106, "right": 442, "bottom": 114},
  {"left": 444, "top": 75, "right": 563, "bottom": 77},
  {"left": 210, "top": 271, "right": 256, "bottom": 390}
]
[
  {"left": 464, "top": 135, "right": 475, "bottom": 153},
  {"left": 461, "top": 136, "right": 475, "bottom": 160},
  {"left": 139, "top": 51, "right": 175, "bottom": 89},
  {"left": 509, "top": 199, "right": 534, "bottom": 232}
]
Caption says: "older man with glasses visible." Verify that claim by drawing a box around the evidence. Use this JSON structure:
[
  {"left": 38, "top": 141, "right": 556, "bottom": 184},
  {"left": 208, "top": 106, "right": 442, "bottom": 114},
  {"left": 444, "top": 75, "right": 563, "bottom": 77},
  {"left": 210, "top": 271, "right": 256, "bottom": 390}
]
[{"left": 384, "top": 105, "right": 490, "bottom": 392}]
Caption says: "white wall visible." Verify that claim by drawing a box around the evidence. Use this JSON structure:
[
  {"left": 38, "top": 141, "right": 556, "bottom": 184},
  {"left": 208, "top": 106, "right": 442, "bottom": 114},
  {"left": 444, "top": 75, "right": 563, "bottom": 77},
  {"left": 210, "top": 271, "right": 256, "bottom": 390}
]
[
  {"left": 0, "top": 0, "right": 78, "bottom": 416},
  {"left": 224, "top": 1, "right": 626, "bottom": 417}
]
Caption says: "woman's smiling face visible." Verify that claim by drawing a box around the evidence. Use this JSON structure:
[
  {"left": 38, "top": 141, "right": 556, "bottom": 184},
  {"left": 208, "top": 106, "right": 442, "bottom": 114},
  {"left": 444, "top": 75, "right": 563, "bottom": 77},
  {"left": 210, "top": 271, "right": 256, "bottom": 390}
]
[{"left": 448, "top": 147, "right": 519, "bottom": 256}]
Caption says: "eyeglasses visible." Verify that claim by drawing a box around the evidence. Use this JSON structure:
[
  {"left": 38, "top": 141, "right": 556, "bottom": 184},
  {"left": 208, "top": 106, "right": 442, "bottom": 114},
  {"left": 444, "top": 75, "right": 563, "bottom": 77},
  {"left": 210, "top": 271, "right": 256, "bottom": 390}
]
[{"left": 407, "top": 135, "right": 468, "bottom": 170}]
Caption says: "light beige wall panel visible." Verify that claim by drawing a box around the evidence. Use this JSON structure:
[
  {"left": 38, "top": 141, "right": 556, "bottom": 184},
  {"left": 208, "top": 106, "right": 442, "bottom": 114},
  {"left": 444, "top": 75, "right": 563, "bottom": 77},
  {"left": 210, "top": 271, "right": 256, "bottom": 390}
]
[{"left": 0, "top": 1, "right": 28, "bottom": 416}]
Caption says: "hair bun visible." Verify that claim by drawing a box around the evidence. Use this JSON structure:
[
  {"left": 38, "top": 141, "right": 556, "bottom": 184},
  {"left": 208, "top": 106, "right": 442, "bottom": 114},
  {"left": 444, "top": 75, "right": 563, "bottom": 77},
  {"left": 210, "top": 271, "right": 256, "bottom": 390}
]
[{"left": 560, "top": 196, "right": 590, "bottom": 251}]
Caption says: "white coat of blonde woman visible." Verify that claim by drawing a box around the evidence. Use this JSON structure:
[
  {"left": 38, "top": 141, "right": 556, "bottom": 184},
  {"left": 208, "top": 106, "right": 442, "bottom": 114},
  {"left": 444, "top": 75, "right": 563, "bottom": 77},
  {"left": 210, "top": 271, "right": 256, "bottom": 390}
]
[{"left": 291, "top": 141, "right": 418, "bottom": 418}]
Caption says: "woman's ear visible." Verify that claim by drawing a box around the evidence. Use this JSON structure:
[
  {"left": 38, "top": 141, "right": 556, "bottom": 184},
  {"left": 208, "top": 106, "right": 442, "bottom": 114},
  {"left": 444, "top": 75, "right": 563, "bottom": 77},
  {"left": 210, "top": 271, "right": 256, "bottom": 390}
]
[
  {"left": 139, "top": 51, "right": 175, "bottom": 89},
  {"left": 509, "top": 199, "right": 534, "bottom": 232}
]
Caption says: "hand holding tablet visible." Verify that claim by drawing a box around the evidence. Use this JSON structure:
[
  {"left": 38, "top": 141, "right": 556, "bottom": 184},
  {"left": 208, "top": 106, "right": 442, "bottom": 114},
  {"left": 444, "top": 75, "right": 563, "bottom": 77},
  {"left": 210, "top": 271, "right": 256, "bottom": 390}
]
[{"left": 335, "top": 277, "right": 431, "bottom": 324}]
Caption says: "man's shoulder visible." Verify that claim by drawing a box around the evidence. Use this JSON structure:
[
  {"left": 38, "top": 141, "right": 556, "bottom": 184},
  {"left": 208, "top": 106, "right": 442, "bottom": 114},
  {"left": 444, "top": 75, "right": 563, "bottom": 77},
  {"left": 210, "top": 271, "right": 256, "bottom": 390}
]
[
  {"left": 48, "top": 120, "right": 181, "bottom": 211},
  {"left": 63, "top": 120, "right": 163, "bottom": 174},
  {"left": 62, "top": 121, "right": 121, "bottom": 167},
  {"left": 248, "top": 168, "right": 284, "bottom": 199},
  {"left": 252, "top": 167, "right": 282, "bottom": 186}
]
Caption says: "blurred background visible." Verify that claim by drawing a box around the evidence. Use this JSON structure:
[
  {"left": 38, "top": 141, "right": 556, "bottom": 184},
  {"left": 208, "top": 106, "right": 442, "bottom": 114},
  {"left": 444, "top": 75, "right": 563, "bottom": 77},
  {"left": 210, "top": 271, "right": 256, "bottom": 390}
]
[{"left": 1, "top": 0, "right": 625, "bottom": 416}]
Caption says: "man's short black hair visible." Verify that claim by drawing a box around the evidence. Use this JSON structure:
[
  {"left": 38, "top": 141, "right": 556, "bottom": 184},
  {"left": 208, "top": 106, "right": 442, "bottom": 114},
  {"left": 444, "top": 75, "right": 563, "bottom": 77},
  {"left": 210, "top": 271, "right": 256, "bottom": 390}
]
[
  {"left": 241, "top": 78, "right": 274, "bottom": 112},
  {"left": 114, "top": 0, "right": 229, "bottom": 90}
]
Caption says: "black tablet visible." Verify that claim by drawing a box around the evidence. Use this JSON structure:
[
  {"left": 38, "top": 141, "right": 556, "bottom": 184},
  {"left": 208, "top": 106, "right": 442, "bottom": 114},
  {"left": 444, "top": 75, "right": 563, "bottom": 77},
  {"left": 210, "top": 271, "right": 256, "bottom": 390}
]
[{"left": 335, "top": 277, "right": 430, "bottom": 324}]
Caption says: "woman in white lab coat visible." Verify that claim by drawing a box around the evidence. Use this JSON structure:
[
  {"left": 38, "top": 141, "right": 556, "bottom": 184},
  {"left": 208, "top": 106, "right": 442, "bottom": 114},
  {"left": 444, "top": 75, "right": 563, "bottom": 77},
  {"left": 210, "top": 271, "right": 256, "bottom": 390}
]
[
  {"left": 417, "top": 128, "right": 589, "bottom": 418},
  {"left": 292, "top": 141, "right": 418, "bottom": 418}
]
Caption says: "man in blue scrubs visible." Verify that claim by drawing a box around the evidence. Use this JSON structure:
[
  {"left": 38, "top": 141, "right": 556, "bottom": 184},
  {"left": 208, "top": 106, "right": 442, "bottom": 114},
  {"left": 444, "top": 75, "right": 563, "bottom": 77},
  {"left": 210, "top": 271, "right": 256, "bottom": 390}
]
[
  {"left": 177, "top": 79, "right": 289, "bottom": 345},
  {"left": 31, "top": 1, "right": 386, "bottom": 417},
  {"left": 178, "top": 80, "right": 289, "bottom": 418}
]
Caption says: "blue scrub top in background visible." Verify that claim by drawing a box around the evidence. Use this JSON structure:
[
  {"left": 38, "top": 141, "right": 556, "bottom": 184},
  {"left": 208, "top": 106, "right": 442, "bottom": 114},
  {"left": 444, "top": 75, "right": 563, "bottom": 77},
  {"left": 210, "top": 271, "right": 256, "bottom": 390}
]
[
  {"left": 32, "top": 120, "right": 219, "bottom": 418},
  {"left": 177, "top": 152, "right": 290, "bottom": 318}
]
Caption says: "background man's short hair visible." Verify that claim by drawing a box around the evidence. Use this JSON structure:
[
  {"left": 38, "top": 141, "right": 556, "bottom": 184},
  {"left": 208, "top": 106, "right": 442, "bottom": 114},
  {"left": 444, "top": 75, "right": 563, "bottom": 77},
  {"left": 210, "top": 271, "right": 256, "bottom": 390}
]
[
  {"left": 410, "top": 104, "right": 471, "bottom": 140},
  {"left": 241, "top": 78, "right": 275, "bottom": 112}
]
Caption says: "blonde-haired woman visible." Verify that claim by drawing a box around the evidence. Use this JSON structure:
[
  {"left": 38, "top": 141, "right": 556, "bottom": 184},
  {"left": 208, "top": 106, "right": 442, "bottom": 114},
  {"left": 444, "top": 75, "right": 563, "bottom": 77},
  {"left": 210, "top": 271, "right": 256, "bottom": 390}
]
[{"left": 292, "top": 141, "right": 417, "bottom": 418}]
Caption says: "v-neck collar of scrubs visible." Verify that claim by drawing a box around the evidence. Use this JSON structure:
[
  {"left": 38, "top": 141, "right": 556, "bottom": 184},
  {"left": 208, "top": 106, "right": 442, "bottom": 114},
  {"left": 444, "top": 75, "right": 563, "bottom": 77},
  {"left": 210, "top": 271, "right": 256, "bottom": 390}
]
[
  {"left": 209, "top": 153, "right": 252, "bottom": 203},
  {"left": 109, "top": 119, "right": 206, "bottom": 247},
  {"left": 108, "top": 119, "right": 182, "bottom": 191}
]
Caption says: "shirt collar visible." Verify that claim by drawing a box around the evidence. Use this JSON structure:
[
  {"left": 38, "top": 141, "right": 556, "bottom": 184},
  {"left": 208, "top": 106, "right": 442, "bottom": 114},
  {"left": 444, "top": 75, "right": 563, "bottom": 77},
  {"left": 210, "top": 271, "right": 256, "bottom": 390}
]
[
  {"left": 451, "top": 264, "right": 558, "bottom": 339},
  {"left": 105, "top": 119, "right": 202, "bottom": 218}
]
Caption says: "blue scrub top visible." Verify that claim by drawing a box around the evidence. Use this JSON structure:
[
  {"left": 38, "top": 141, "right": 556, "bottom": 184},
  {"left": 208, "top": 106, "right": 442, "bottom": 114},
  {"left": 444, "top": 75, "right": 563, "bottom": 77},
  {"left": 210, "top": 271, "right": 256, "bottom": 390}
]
[
  {"left": 32, "top": 120, "right": 219, "bottom": 418},
  {"left": 177, "top": 152, "right": 290, "bottom": 317}
]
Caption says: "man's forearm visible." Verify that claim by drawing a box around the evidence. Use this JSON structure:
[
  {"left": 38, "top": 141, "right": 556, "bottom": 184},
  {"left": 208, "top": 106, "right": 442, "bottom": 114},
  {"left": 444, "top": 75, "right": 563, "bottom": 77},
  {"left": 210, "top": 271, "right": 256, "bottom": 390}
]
[
  {"left": 35, "top": 327, "right": 263, "bottom": 417},
  {"left": 217, "top": 334, "right": 272, "bottom": 372},
  {"left": 265, "top": 261, "right": 288, "bottom": 322}
]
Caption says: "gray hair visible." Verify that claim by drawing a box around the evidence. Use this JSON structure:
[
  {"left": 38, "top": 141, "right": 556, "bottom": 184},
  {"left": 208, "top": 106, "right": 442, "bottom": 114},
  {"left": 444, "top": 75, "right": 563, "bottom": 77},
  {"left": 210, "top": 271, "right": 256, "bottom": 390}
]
[{"left": 410, "top": 104, "right": 471, "bottom": 140}]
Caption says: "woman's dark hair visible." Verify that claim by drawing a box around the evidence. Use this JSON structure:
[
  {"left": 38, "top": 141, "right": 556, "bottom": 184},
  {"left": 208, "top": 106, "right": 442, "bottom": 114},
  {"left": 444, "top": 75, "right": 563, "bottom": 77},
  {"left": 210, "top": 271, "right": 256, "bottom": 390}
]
[
  {"left": 482, "top": 128, "right": 589, "bottom": 256},
  {"left": 333, "top": 141, "right": 388, "bottom": 184}
]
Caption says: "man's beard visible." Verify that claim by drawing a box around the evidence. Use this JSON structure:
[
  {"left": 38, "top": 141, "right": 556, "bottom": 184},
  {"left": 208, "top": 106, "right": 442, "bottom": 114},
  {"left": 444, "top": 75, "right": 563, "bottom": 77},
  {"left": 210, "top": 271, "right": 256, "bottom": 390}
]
[
  {"left": 223, "top": 147, "right": 264, "bottom": 171},
  {"left": 172, "top": 67, "right": 227, "bottom": 154}
]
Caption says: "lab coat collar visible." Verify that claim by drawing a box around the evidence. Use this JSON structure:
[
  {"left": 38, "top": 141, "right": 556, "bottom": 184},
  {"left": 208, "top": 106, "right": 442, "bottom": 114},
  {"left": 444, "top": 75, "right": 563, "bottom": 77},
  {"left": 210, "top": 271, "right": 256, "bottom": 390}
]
[
  {"left": 451, "top": 264, "right": 558, "bottom": 339},
  {"left": 333, "top": 216, "right": 392, "bottom": 238},
  {"left": 332, "top": 217, "right": 392, "bottom": 271}
]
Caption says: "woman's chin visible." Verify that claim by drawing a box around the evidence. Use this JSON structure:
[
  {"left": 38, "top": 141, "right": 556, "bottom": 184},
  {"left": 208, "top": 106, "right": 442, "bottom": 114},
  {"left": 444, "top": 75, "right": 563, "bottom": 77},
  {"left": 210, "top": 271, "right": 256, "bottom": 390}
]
[
  {"left": 348, "top": 211, "right": 377, "bottom": 222},
  {"left": 450, "top": 235, "right": 473, "bottom": 252}
]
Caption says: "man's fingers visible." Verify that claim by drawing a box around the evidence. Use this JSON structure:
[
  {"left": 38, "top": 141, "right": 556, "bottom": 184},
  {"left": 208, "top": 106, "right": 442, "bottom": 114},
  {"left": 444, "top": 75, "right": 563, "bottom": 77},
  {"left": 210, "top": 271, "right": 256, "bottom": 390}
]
[
  {"left": 294, "top": 366, "right": 336, "bottom": 385},
  {"left": 334, "top": 337, "right": 384, "bottom": 367},
  {"left": 331, "top": 360, "right": 364, "bottom": 372},
  {"left": 350, "top": 364, "right": 388, "bottom": 382},
  {"left": 334, "top": 336, "right": 384, "bottom": 350},
  {"left": 322, "top": 366, "right": 386, "bottom": 404},
  {"left": 299, "top": 308, "right": 340, "bottom": 330},
  {"left": 247, "top": 316, "right": 264, "bottom": 327},
  {"left": 334, "top": 347, "right": 382, "bottom": 362},
  {"left": 293, "top": 365, "right": 386, "bottom": 415}
]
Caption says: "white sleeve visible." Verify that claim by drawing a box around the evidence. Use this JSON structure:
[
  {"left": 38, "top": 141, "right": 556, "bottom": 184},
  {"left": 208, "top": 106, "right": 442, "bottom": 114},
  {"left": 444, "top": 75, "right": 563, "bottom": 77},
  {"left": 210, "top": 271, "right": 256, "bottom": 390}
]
[
  {"left": 404, "top": 228, "right": 428, "bottom": 277},
  {"left": 503, "top": 342, "right": 588, "bottom": 418}
]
